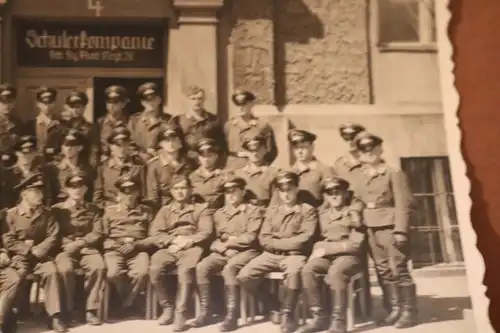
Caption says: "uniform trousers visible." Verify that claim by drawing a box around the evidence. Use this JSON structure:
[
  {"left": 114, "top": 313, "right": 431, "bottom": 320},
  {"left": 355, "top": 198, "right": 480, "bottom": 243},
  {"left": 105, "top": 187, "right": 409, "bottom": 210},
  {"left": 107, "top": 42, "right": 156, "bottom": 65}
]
[
  {"left": 301, "top": 255, "right": 360, "bottom": 303},
  {"left": 237, "top": 252, "right": 306, "bottom": 290},
  {"left": 196, "top": 250, "right": 259, "bottom": 286},
  {"left": 55, "top": 252, "right": 106, "bottom": 312},
  {"left": 104, "top": 251, "right": 149, "bottom": 307},
  {"left": 0, "top": 267, "right": 22, "bottom": 324},
  {"left": 149, "top": 247, "right": 204, "bottom": 309},
  {"left": 367, "top": 226, "right": 413, "bottom": 285}
]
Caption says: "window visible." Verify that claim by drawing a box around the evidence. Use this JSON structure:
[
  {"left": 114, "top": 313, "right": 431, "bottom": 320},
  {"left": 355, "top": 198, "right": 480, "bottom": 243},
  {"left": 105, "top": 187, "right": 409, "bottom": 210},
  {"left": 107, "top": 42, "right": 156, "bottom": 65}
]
[
  {"left": 401, "top": 157, "right": 463, "bottom": 268},
  {"left": 377, "top": 0, "right": 437, "bottom": 51}
]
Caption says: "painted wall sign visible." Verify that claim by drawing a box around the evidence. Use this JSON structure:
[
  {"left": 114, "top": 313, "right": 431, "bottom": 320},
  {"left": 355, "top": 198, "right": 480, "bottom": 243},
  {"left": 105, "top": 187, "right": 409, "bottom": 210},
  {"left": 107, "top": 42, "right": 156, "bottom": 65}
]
[{"left": 16, "top": 21, "right": 166, "bottom": 68}]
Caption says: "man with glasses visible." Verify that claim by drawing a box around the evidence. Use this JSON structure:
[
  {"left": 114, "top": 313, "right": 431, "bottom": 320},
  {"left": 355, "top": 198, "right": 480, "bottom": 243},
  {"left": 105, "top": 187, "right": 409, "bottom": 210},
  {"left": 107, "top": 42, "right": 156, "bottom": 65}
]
[
  {"left": 351, "top": 132, "right": 416, "bottom": 329},
  {"left": 301, "top": 177, "right": 366, "bottom": 333},
  {"left": 238, "top": 171, "right": 318, "bottom": 333}
]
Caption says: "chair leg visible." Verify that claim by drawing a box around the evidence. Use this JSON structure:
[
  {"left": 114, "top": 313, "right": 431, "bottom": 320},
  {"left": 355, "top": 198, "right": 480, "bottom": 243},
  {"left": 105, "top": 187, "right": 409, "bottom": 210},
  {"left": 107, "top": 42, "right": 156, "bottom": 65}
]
[
  {"left": 145, "top": 279, "right": 152, "bottom": 320},
  {"left": 249, "top": 293, "right": 256, "bottom": 322},
  {"left": 194, "top": 289, "right": 201, "bottom": 319},
  {"left": 103, "top": 282, "right": 109, "bottom": 322},
  {"left": 151, "top": 289, "right": 158, "bottom": 320},
  {"left": 346, "top": 280, "right": 355, "bottom": 332},
  {"left": 240, "top": 287, "right": 248, "bottom": 324}
]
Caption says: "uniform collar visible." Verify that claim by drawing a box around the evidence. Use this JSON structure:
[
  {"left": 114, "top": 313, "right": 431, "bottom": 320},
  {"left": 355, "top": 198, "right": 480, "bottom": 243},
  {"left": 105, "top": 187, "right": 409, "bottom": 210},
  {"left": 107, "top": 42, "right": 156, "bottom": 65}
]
[
  {"left": 171, "top": 202, "right": 194, "bottom": 213},
  {"left": 343, "top": 151, "right": 361, "bottom": 169},
  {"left": 59, "top": 158, "right": 79, "bottom": 170},
  {"left": 231, "top": 115, "right": 258, "bottom": 127},
  {"left": 223, "top": 203, "right": 247, "bottom": 216},
  {"left": 62, "top": 199, "right": 86, "bottom": 210},
  {"left": 104, "top": 113, "right": 126, "bottom": 125},
  {"left": 293, "top": 158, "right": 318, "bottom": 173},
  {"left": 197, "top": 166, "right": 221, "bottom": 178},
  {"left": 243, "top": 163, "right": 268, "bottom": 175},
  {"left": 280, "top": 203, "right": 301, "bottom": 214},
  {"left": 363, "top": 162, "right": 387, "bottom": 178},
  {"left": 17, "top": 201, "right": 42, "bottom": 217},
  {"left": 186, "top": 109, "right": 208, "bottom": 122}
]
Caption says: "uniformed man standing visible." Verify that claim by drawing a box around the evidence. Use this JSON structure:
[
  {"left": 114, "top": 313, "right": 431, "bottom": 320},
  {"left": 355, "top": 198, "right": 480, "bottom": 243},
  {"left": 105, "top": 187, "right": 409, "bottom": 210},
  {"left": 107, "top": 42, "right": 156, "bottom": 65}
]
[
  {"left": 146, "top": 124, "right": 197, "bottom": 208},
  {"left": 193, "top": 175, "right": 262, "bottom": 331},
  {"left": 333, "top": 123, "right": 366, "bottom": 184},
  {"left": 147, "top": 174, "right": 213, "bottom": 331},
  {"left": 64, "top": 90, "right": 99, "bottom": 169},
  {"left": 224, "top": 90, "right": 277, "bottom": 169},
  {"left": 96, "top": 85, "right": 130, "bottom": 161},
  {"left": 128, "top": 82, "right": 171, "bottom": 162},
  {"left": 45, "top": 130, "right": 94, "bottom": 205},
  {"left": 171, "top": 85, "right": 226, "bottom": 160},
  {"left": 102, "top": 175, "right": 154, "bottom": 316},
  {"left": 0, "top": 84, "right": 24, "bottom": 166},
  {"left": 189, "top": 138, "right": 227, "bottom": 209},
  {"left": 52, "top": 171, "right": 105, "bottom": 326},
  {"left": 301, "top": 177, "right": 366, "bottom": 333},
  {"left": 351, "top": 132, "right": 416, "bottom": 329},
  {"left": 94, "top": 126, "right": 146, "bottom": 207},
  {"left": 0, "top": 135, "right": 47, "bottom": 209},
  {"left": 233, "top": 134, "right": 280, "bottom": 208},
  {"left": 1, "top": 174, "right": 65, "bottom": 332},
  {"left": 24, "top": 86, "right": 65, "bottom": 163},
  {"left": 238, "top": 171, "right": 318, "bottom": 333}
]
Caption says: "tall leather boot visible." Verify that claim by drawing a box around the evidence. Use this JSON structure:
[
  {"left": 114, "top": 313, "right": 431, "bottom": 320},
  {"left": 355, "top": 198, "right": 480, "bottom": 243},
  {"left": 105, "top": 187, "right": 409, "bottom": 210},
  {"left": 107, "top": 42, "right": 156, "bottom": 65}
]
[
  {"left": 394, "top": 283, "right": 418, "bottom": 329},
  {"left": 328, "top": 288, "right": 347, "bottom": 333},
  {"left": 173, "top": 283, "right": 193, "bottom": 332},
  {"left": 220, "top": 285, "right": 240, "bottom": 332},
  {"left": 378, "top": 282, "right": 401, "bottom": 326},
  {"left": 280, "top": 288, "right": 299, "bottom": 333},
  {"left": 156, "top": 283, "right": 175, "bottom": 325},
  {"left": 191, "top": 284, "right": 211, "bottom": 327},
  {"left": 300, "top": 287, "right": 328, "bottom": 333}
]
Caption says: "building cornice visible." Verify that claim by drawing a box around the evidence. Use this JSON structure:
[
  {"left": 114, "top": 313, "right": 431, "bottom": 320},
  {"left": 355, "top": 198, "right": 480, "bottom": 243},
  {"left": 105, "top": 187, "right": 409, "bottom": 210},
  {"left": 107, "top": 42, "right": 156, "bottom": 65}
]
[
  {"left": 173, "top": 0, "right": 223, "bottom": 10},
  {"left": 173, "top": 0, "right": 224, "bottom": 24}
]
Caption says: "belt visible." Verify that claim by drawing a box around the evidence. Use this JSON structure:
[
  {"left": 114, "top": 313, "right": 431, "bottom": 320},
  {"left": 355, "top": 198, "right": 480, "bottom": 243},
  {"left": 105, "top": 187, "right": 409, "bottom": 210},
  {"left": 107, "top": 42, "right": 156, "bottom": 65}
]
[
  {"left": 267, "top": 250, "right": 301, "bottom": 256},
  {"left": 365, "top": 202, "right": 394, "bottom": 209}
]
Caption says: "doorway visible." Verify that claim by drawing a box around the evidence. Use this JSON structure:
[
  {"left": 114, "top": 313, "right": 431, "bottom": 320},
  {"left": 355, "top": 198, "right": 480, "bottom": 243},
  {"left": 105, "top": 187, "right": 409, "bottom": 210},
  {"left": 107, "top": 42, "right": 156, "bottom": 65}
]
[{"left": 93, "top": 77, "right": 165, "bottom": 120}]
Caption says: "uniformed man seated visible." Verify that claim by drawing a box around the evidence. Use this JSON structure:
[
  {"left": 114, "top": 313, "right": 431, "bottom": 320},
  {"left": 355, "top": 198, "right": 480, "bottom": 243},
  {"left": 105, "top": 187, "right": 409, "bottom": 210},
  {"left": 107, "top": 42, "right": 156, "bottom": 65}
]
[
  {"left": 300, "top": 177, "right": 366, "bottom": 333},
  {"left": 146, "top": 124, "right": 197, "bottom": 208},
  {"left": 147, "top": 174, "right": 213, "bottom": 331},
  {"left": 193, "top": 175, "right": 262, "bottom": 331},
  {"left": 52, "top": 171, "right": 106, "bottom": 326},
  {"left": 333, "top": 123, "right": 366, "bottom": 183},
  {"left": 94, "top": 125, "right": 145, "bottom": 207},
  {"left": 189, "top": 138, "right": 227, "bottom": 209},
  {"left": 233, "top": 134, "right": 280, "bottom": 208},
  {"left": 102, "top": 175, "right": 154, "bottom": 317},
  {"left": 1, "top": 173, "right": 65, "bottom": 332},
  {"left": 237, "top": 171, "right": 318, "bottom": 333}
]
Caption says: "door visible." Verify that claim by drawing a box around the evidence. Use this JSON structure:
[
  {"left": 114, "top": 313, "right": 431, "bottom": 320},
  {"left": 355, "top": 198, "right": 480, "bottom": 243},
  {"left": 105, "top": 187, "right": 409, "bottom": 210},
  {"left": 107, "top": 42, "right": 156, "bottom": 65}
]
[
  {"left": 93, "top": 77, "right": 164, "bottom": 120},
  {"left": 16, "top": 77, "right": 94, "bottom": 122}
]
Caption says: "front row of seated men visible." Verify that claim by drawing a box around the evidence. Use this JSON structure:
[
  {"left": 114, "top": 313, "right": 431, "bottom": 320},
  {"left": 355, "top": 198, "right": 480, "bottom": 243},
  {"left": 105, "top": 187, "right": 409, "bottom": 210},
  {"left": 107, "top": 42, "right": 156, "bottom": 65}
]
[{"left": 0, "top": 169, "right": 371, "bottom": 333}]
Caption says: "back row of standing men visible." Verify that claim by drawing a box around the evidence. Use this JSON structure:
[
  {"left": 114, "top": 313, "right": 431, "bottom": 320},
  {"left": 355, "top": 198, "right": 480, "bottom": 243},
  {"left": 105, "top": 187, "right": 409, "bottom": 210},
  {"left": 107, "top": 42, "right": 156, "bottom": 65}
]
[{"left": 0, "top": 81, "right": 416, "bottom": 333}]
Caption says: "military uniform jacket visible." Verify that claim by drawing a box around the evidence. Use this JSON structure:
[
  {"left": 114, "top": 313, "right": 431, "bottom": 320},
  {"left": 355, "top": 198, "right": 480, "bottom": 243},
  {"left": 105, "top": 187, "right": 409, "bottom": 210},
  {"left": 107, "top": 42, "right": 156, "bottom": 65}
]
[
  {"left": 233, "top": 164, "right": 279, "bottom": 206},
  {"left": 211, "top": 203, "right": 263, "bottom": 252},
  {"left": 94, "top": 157, "right": 146, "bottom": 206},
  {"left": 146, "top": 154, "right": 197, "bottom": 207},
  {"left": 171, "top": 110, "right": 227, "bottom": 158},
  {"left": 224, "top": 115, "right": 278, "bottom": 166},
  {"left": 291, "top": 159, "right": 337, "bottom": 206},
  {"left": 147, "top": 201, "right": 213, "bottom": 248},
  {"left": 24, "top": 116, "right": 65, "bottom": 156},
  {"left": 128, "top": 110, "right": 171, "bottom": 155},
  {"left": 52, "top": 201, "right": 104, "bottom": 255},
  {"left": 96, "top": 114, "right": 129, "bottom": 157},
  {"left": 45, "top": 159, "right": 95, "bottom": 205},
  {"left": 1, "top": 205, "right": 60, "bottom": 261},
  {"left": 69, "top": 118, "right": 100, "bottom": 168},
  {"left": 102, "top": 203, "right": 154, "bottom": 251},
  {"left": 351, "top": 162, "right": 413, "bottom": 234},
  {"left": 259, "top": 202, "right": 318, "bottom": 254},
  {"left": 333, "top": 150, "right": 363, "bottom": 185},
  {"left": 189, "top": 166, "right": 226, "bottom": 209},
  {"left": 0, "top": 114, "right": 24, "bottom": 154},
  {"left": 314, "top": 202, "right": 365, "bottom": 257}
]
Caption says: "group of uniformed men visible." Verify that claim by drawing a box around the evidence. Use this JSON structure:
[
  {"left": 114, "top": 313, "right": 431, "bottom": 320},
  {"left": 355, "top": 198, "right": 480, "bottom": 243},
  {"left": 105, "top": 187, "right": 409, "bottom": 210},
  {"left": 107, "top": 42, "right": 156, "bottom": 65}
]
[{"left": 0, "top": 82, "right": 417, "bottom": 333}]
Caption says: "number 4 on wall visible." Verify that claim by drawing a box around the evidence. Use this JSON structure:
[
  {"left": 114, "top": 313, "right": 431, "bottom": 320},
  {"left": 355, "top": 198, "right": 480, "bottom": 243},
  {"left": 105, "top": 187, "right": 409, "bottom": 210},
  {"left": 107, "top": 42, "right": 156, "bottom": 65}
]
[{"left": 87, "top": 0, "right": 104, "bottom": 17}]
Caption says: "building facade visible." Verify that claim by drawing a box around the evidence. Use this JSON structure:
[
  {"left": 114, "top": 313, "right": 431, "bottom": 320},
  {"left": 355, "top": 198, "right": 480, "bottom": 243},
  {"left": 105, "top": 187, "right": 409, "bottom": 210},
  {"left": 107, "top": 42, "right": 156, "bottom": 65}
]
[{"left": 0, "top": 0, "right": 461, "bottom": 268}]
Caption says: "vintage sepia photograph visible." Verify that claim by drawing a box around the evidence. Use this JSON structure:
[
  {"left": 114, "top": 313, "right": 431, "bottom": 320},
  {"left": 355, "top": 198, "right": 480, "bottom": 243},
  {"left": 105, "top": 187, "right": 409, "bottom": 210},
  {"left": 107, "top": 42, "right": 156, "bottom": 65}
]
[{"left": 0, "top": 0, "right": 488, "bottom": 333}]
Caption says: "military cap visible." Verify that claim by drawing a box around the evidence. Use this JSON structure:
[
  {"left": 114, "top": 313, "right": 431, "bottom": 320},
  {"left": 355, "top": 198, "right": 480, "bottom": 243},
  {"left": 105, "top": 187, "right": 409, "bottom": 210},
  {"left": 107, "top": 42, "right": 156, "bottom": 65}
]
[
  {"left": 137, "top": 82, "right": 160, "bottom": 101},
  {"left": 107, "top": 126, "right": 131, "bottom": 144},
  {"left": 105, "top": 85, "right": 128, "bottom": 102},
  {"left": 242, "top": 134, "right": 267, "bottom": 151},
  {"left": 65, "top": 170, "right": 88, "bottom": 188},
  {"left": 14, "top": 135, "right": 36, "bottom": 153},
  {"left": 196, "top": 138, "right": 219, "bottom": 154},
  {"left": 223, "top": 174, "right": 246, "bottom": 190},
  {"left": 0, "top": 83, "right": 17, "bottom": 102},
  {"left": 232, "top": 90, "right": 256, "bottom": 106},
  {"left": 322, "top": 177, "right": 350, "bottom": 192},
  {"left": 353, "top": 132, "right": 383, "bottom": 152},
  {"left": 15, "top": 173, "right": 44, "bottom": 192},
  {"left": 288, "top": 129, "right": 317, "bottom": 144},
  {"left": 115, "top": 174, "right": 140, "bottom": 193},
  {"left": 170, "top": 174, "right": 192, "bottom": 188},
  {"left": 185, "top": 85, "right": 205, "bottom": 97},
  {"left": 157, "top": 123, "right": 181, "bottom": 142},
  {"left": 339, "top": 123, "right": 365, "bottom": 141},
  {"left": 274, "top": 171, "right": 300, "bottom": 189},
  {"left": 66, "top": 90, "right": 89, "bottom": 106},
  {"left": 62, "top": 129, "right": 84, "bottom": 146},
  {"left": 36, "top": 86, "right": 57, "bottom": 104}
]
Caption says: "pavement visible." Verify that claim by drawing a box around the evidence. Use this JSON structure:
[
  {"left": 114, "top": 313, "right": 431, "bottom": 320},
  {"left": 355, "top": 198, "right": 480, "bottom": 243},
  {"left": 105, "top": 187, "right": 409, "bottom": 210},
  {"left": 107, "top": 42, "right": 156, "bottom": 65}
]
[{"left": 19, "top": 268, "right": 477, "bottom": 333}]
